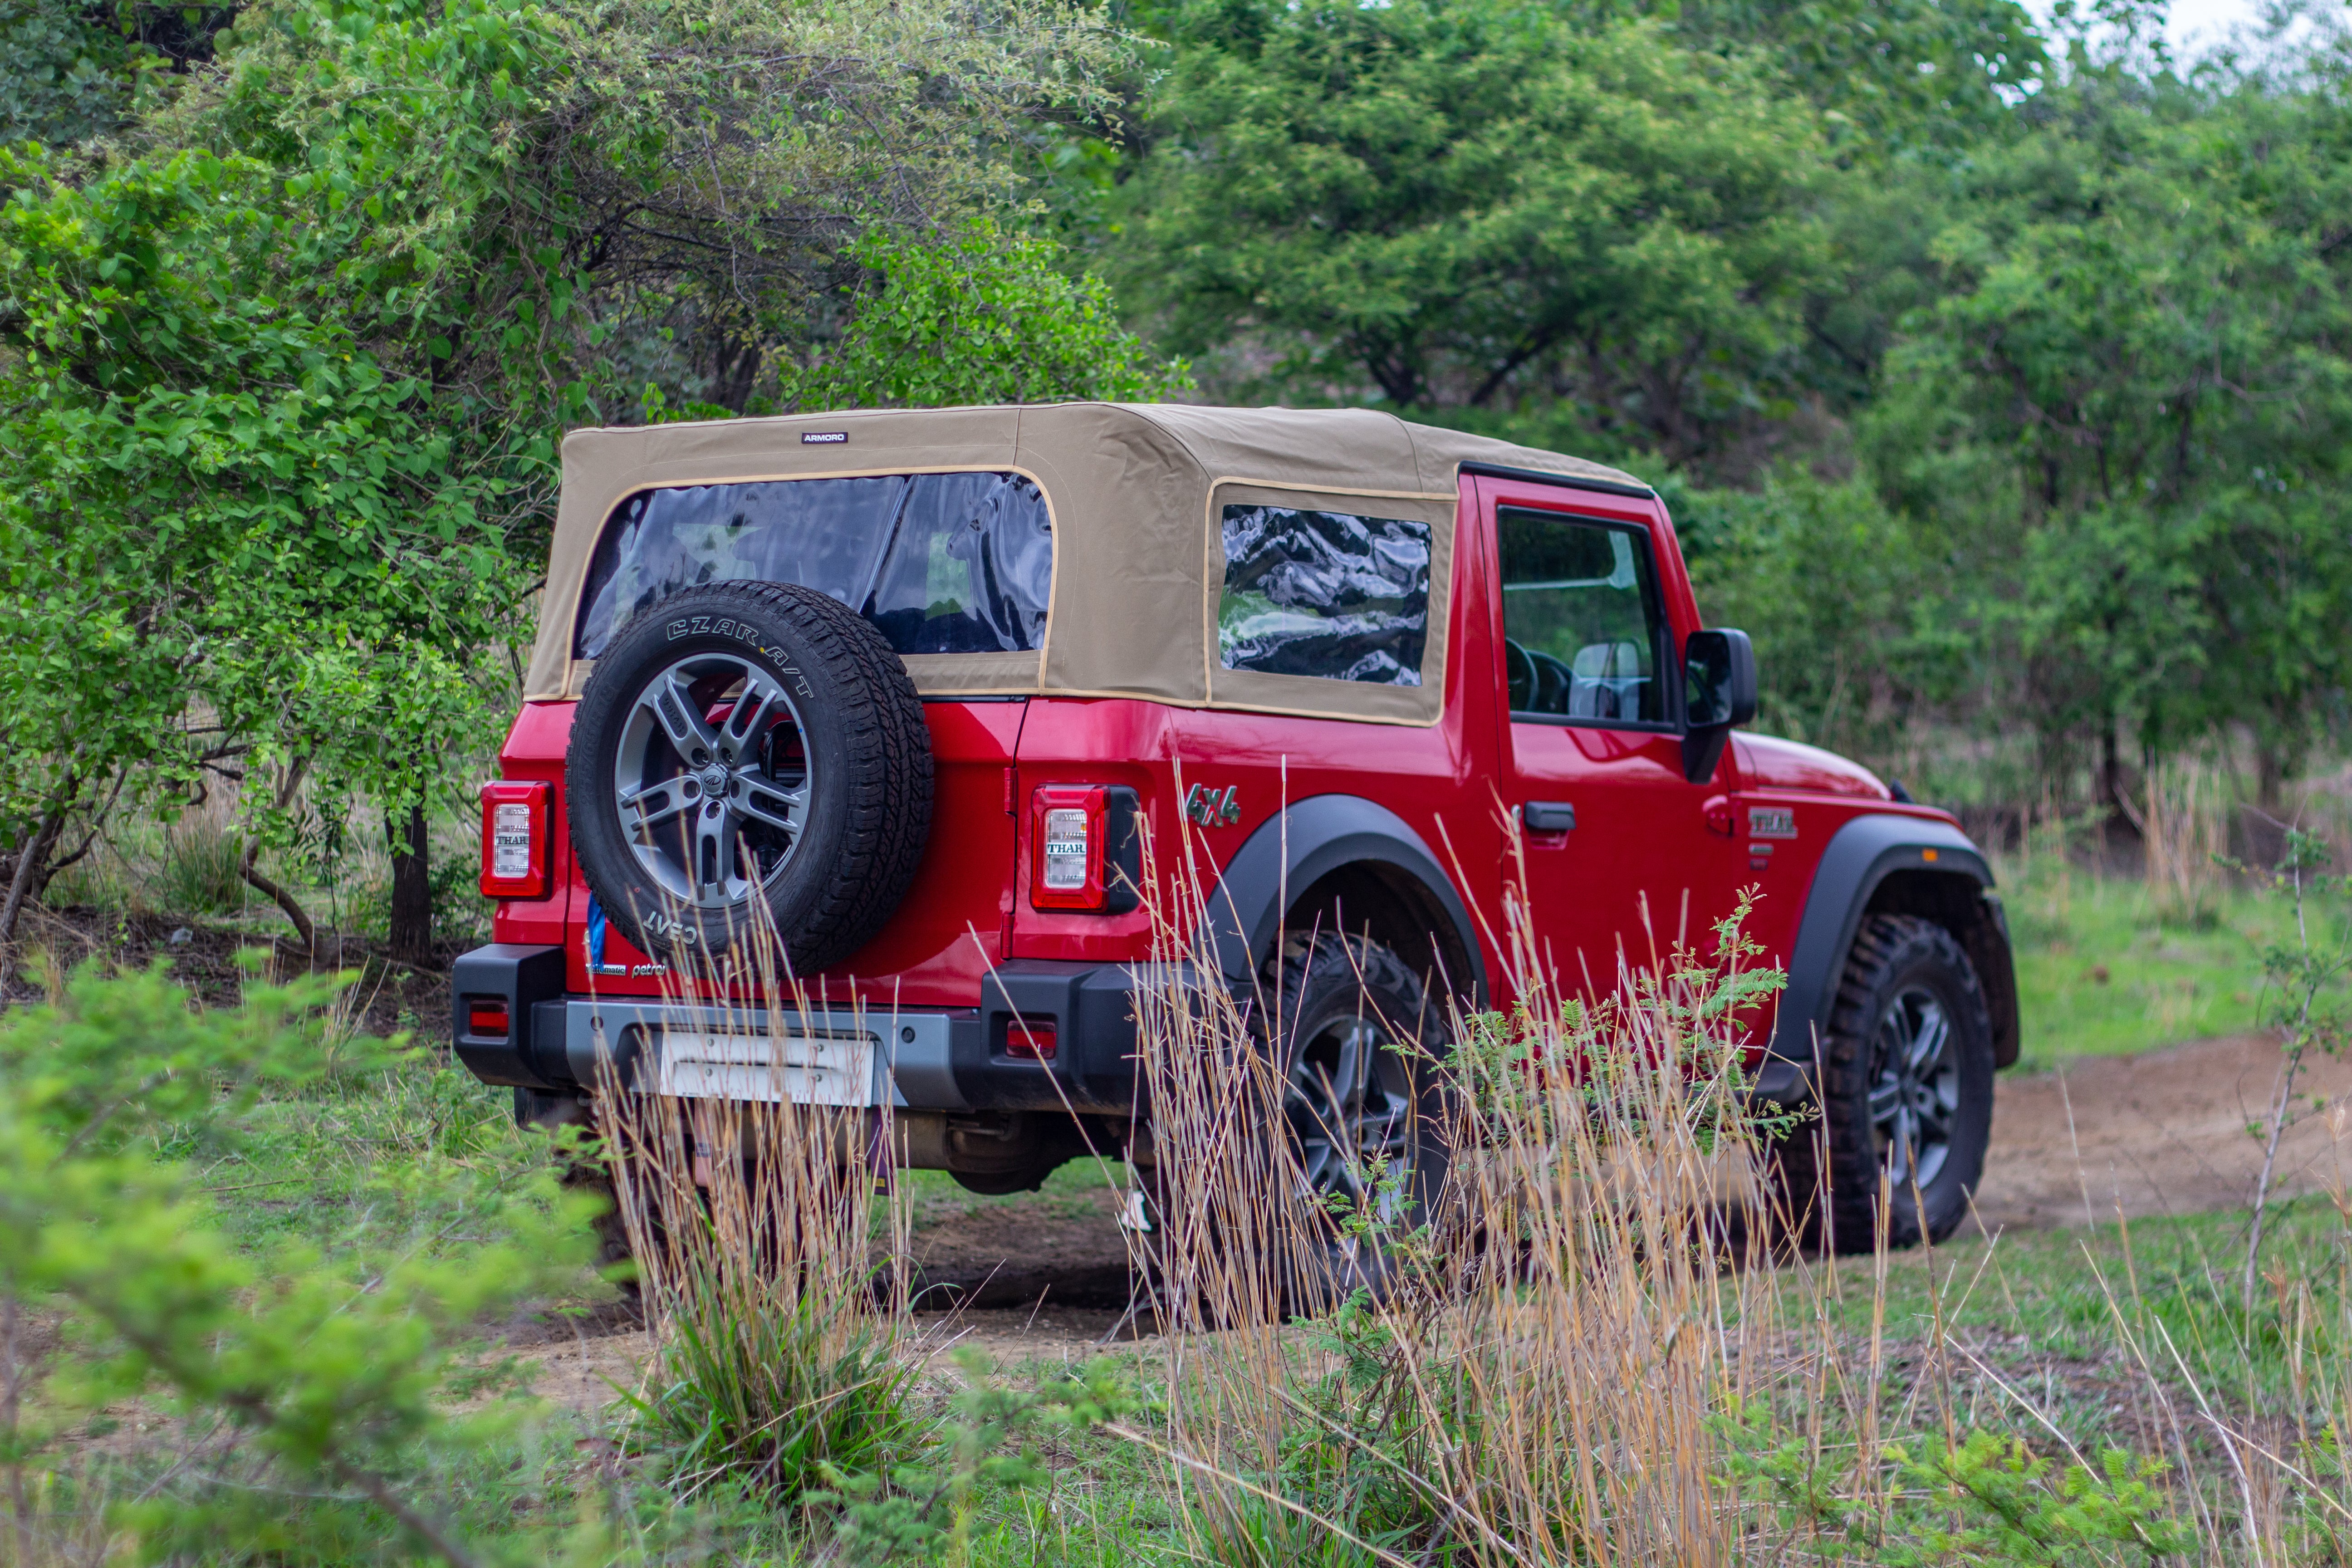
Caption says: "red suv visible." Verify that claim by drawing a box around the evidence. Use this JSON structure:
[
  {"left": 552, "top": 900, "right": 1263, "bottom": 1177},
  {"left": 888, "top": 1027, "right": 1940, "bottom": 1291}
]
[{"left": 452, "top": 404, "right": 2018, "bottom": 1251}]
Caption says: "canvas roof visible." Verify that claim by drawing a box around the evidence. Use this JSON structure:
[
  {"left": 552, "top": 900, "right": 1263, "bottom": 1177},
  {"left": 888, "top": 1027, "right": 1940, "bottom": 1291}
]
[{"left": 525, "top": 402, "right": 1646, "bottom": 725}]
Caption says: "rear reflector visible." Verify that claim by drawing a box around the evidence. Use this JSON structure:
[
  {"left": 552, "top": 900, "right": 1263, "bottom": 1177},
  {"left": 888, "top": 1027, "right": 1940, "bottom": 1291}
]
[
  {"left": 1005, "top": 1018, "right": 1058, "bottom": 1060},
  {"left": 465, "top": 999, "right": 510, "bottom": 1040}
]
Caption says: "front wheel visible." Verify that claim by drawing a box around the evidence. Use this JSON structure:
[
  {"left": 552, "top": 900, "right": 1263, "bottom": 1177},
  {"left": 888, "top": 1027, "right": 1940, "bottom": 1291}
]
[{"left": 1770, "top": 915, "right": 1995, "bottom": 1253}]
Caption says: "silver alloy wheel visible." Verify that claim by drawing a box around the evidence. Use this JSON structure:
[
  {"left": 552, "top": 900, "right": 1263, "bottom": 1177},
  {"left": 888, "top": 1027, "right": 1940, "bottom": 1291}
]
[
  {"left": 1868, "top": 985, "right": 1958, "bottom": 1190},
  {"left": 611, "top": 652, "right": 811, "bottom": 909},
  {"left": 1283, "top": 1011, "right": 1416, "bottom": 1212}
]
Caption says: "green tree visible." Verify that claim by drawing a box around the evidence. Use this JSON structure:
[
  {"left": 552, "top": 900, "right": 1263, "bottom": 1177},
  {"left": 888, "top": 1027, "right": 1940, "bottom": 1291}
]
[
  {"left": 789, "top": 217, "right": 1191, "bottom": 411},
  {"left": 1862, "top": 68, "right": 2352, "bottom": 806},
  {"left": 0, "top": 0, "right": 1170, "bottom": 959},
  {"left": 1116, "top": 0, "right": 1837, "bottom": 480}
]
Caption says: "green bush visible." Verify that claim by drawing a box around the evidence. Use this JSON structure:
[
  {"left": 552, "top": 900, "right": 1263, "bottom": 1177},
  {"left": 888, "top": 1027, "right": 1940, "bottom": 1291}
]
[{"left": 0, "top": 961, "right": 594, "bottom": 1563}]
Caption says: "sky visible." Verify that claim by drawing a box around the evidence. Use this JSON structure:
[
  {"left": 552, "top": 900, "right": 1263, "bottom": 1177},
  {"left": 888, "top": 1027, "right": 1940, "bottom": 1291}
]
[
  {"left": 2020, "top": 0, "right": 2319, "bottom": 58},
  {"left": 2160, "top": 0, "right": 2274, "bottom": 49}
]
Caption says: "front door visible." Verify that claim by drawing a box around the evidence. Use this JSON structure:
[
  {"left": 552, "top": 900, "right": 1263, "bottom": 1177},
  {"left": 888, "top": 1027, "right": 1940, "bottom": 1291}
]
[{"left": 1483, "top": 482, "right": 1742, "bottom": 1006}]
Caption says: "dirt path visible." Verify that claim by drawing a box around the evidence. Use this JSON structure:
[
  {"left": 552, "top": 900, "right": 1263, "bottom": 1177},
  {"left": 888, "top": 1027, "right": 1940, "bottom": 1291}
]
[
  {"left": 517, "top": 1032, "right": 2352, "bottom": 1409},
  {"left": 1971, "top": 1031, "right": 2352, "bottom": 1233}
]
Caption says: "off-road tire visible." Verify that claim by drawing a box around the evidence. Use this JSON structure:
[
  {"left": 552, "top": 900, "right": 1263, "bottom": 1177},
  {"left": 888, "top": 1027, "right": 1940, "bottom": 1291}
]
[
  {"left": 1146, "top": 933, "right": 1452, "bottom": 1318},
  {"left": 566, "top": 581, "right": 932, "bottom": 972},
  {"left": 1771, "top": 914, "right": 1995, "bottom": 1253}
]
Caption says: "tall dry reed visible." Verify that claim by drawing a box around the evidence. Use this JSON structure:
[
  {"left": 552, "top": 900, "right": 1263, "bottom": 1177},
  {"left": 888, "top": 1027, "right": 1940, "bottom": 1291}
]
[
  {"left": 2131, "top": 758, "right": 2229, "bottom": 928},
  {"left": 592, "top": 897, "right": 921, "bottom": 1504},
  {"left": 1122, "top": 808, "right": 2352, "bottom": 1564}
]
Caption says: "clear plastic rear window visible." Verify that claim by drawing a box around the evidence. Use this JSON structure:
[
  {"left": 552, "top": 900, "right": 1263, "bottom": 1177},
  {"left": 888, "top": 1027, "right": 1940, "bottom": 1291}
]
[
  {"left": 1216, "top": 505, "right": 1431, "bottom": 685},
  {"left": 573, "top": 472, "right": 1052, "bottom": 659}
]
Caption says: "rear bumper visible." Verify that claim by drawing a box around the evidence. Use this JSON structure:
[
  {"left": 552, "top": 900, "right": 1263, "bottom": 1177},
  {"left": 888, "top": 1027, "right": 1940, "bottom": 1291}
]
[{"left": 448, "top": 946, "right": 1146, "bottom": 1114}]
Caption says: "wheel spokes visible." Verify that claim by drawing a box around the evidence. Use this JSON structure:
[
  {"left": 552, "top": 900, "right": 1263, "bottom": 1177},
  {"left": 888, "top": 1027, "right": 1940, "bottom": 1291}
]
[
  {"left": 613, "top": 652, "right": 812, "bottom": 910},
  {"left": 1905, "top": 1003, "right": 1950, "bottom": 1076},
  {"left": 620, "top": 780, "right": 695, "bottom": 838},
  {"left": 734, "top": 780, "right": 807, "bottom": 838},
  {"left": 1870, "top": 985, "right": 1959, "bottom": 1192},
  {"left": 722, "top": 676, "right": 784, "bottom": 752},
  {"left": 645, "top": 672, "right": 721, "bottom": 761}
]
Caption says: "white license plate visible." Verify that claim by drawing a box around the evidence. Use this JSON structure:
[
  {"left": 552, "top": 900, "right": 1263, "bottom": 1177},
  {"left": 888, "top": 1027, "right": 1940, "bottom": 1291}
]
[{"left": 654, "top": 1029, "right": 878, "bottom": 1106}]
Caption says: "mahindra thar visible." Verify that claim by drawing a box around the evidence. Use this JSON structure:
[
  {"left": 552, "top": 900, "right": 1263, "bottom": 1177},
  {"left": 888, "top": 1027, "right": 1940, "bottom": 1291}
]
[{"left": 451, "top": 403, "right": 2018, "bottom": 1255}]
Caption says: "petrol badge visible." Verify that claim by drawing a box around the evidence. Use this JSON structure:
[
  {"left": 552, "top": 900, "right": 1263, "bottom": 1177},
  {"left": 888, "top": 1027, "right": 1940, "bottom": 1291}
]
[{"left": 1184, "top": 783, "right": 1242, "bottom": 827}]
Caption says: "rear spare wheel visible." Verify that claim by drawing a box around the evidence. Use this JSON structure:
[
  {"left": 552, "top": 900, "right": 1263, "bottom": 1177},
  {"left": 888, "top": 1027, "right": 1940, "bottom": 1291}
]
[{"left": 566, "top": 581, "right": 932, "bottom": 973}]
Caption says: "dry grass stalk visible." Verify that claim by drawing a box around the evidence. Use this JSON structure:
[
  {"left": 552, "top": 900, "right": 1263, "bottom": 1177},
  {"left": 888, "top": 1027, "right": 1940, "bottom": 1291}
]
[
  {"left": 1121, "top": 808, "right": 2352, "bottom": 1563},
  {"left": 590, "top": 895, "right": 918, "bottom": 1501},
  {"left": 579, "top": 807, "right": 2352, "bottom": 1560},
  {"left": 2131, "top": 758, "right": 2228, "bottom": 928}
]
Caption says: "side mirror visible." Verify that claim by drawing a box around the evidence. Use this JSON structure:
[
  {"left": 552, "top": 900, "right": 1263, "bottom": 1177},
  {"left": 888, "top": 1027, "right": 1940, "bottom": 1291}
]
[{"left": 1681, "top": 628, "right": 1756, "bottom": 783}]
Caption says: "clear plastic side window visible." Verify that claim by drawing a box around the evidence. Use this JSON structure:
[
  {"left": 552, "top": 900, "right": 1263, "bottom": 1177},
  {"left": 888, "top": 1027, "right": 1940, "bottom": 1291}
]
[
  {"left": 1217, "top": 505, "right": 1431, "bottom": 685},
  {"left": 573, "top": 473, "right": 1052, "bottom": 659},
  {"left": 1496, "top": 510, "right": 1667, "bottom": 724}
]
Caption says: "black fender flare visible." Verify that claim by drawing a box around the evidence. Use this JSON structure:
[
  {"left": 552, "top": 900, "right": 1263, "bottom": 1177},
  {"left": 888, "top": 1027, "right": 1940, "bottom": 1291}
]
[
  {"left": 1199, "top": 794, "right": 1489, "bottom": 1004},
  {"left": 1769, "top": 813, "right": 2016, "bottom": 1075}
]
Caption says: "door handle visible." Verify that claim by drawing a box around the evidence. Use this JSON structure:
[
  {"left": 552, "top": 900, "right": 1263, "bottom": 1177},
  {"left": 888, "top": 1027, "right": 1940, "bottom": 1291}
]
[{"left": 1523, "top": 800, "right": 1576, "bottom": 833}]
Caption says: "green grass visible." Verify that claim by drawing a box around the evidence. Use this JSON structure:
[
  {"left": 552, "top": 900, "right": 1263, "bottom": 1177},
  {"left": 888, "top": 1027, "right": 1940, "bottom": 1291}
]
[
  {"left": 1809, "top": 1197, "right": 2350, "bottom": 1416},
  {"left": 2001, "top": 858, "right": 2309, "bottom": 1070}
]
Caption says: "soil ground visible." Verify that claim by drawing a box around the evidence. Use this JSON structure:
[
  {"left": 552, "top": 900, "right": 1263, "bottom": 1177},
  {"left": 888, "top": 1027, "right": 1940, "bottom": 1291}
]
[
  {"left": 19, "top": 906, "right": 460, "bottom": 1039},
  {"left": 1967, "top": 1030, "right": 2352, "bottom": 1233},
  {"left": 516, "top": 1030, "right": 2352, "bottom": 1413}
]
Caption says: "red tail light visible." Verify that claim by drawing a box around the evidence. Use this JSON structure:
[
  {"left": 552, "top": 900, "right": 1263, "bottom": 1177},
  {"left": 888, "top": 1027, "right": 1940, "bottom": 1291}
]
[
  {"left": 464, "top": 999, "right": 510, "bottom": 1040},
  {"left": 1029, "top": 785, "right": 1110, "bottom": 911},
  {"left": 478, "top": 780, "right": 551, "bottom": 898}
]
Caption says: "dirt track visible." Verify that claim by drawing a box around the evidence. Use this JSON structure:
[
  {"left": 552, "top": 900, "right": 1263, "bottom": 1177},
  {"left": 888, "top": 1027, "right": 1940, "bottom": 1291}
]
[
  {"left": 516, "top": 1032, "right": 2352, "bottom": 1408},
  {"left": 1968, "top": 1031, "right": 2352, "bottom": 1234}
]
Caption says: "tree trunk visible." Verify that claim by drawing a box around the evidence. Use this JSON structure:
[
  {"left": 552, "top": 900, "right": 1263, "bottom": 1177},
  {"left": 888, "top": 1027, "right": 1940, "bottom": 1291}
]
[
  {"left": 240, "top": 852, "right": 317, "bottom": 955},
  {"left": 241, "top": 755, "right": 316, "bottom": 956},
  {"left": 387, "top": 804, "right": 432, "bottom": 968},
  {"left": 2100, "top": 721, "right": 2135, "bottom": 833},
  {"left": 2256, "top": 742, "right": 2285, "bottom": 812},
  {"left": 0, "top": 797, "right": 71, "bottom": 973}
]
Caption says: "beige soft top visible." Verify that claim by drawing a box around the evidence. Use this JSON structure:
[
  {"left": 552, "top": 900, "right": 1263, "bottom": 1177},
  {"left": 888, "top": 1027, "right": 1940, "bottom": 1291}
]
[{"left": 526, "top": 402, "right": 1646, "bottom": 727}]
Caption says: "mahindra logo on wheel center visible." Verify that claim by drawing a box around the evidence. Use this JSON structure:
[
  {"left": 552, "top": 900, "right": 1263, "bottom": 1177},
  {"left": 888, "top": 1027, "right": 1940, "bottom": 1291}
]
[{"left": 1184, "top": 784, "right": 1241, "bottom": 826}]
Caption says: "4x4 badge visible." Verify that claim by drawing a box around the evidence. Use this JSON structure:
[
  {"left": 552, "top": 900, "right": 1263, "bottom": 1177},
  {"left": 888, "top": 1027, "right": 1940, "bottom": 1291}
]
[{"left": 1184, "top": 783, "right": 1242, "bottom": 827}]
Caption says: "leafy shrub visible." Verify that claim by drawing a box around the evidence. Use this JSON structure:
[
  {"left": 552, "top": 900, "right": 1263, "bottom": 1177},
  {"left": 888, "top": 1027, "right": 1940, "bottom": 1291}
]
[
  {"left": 626, "top": 1273, "right": 925, "bottom": 1507},
  {"left": 0, "top": 961, "right": 592, "bottom": 1563}
]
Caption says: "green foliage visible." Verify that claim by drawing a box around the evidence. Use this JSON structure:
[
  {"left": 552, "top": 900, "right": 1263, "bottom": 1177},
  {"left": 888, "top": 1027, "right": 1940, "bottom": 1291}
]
[
  {"left": 626, "top": 1274, "right": 926, "bottom": 1507},
  {"left": 813, "top": 1351, "right": 1138, "bottom": 1559},
  {"left": 0, "top": 0, "right": 1171, "bottom": 931},
  {"left": 1724, "top": 1407, "right": 2197, "bottom": 1564},
  {"left": 790, "top": 218, "right": 1192, "bottom": 411},
  {"left": 1117, "top": 0, "right": 1833, "bottom": 475},
  {"left": 0, "top": 0, "right": 134, "bottom": 146},
  {"left": 1862, "top": 69, "right": 2352, "bottom": 789},
  {"left": 154, "top": 813, "right": 251, "bottom": 916},
  {"left": 0, "top": 133, "right": 529, "bottom": 901},
  {"left": 0, "top": 963, "right": 591, "bottom": 1563},
  {"left": 1664, "top": 0, "right": 2047, "bottom": 155},
  {"left": 1679, "top": 470, "right": 1944, "bottom": 758}
]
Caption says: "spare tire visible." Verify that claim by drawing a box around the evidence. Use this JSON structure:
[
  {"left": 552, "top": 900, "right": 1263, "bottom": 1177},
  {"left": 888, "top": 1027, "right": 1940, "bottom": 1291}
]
[{"left": 566, "top": 581, "right": 933, "bottom": 973}]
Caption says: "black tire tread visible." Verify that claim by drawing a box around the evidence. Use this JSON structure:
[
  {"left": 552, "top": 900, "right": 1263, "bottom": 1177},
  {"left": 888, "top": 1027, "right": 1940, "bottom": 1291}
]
[{"left": 1774, "top": 913, "right": 1993, "bottom": 1254}]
